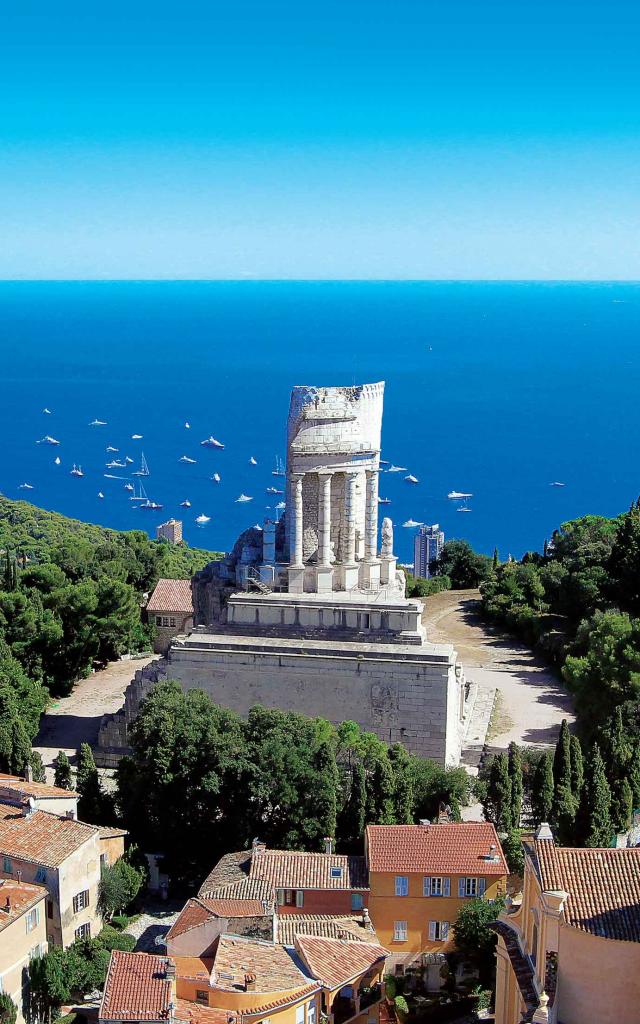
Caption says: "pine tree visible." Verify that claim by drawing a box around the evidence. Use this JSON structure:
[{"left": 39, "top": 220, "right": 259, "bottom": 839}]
[
  {"left": 53, "top": 751, "right": 73, "bottom": 791},
  {"left": 29, "top": 750, "right": 46, "bottom": 783},
  {"left": 531, "top": 752, "right": 554, "bottom": 826},
  {"left": 569, "top": 735, "right": 584, "bottom": 801},
  {"left": 76, "top": 742, "right": 106, "bottom": 823},
  {"left": 507, "top": 742, "right": 523, "bottom": 828},
  {"left": 543, "top": 538, "right": 549, "bottom": 559},
  {"left": 577, "top": 744, "right": 614, "bottom": 848},
  {"left": 486, "top": 752, "right": 513, "bottom": 831},
  {"left": 492, "top": 547, "right": 499, "bottom": 569},
  {"left": 616, "top": 778, "right": 634, "bottom": 833}
]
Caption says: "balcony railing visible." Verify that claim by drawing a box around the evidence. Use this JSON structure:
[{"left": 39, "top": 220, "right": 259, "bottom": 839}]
[{"left": 359, "top": 984, "right": 382, "bottom": 1011}]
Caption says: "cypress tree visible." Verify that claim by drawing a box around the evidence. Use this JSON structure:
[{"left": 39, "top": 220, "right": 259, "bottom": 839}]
[
  {"left": 29, "top": 750, "right": 46, "bottom": 784},
  {"left": 553, "top": 720, "right": 572, "bottom": 800},
  {"left": 507, "top": 742, "right": 523, "bottom": 829},
  {"left": 76, "top": 742, "right": 106, "bottom": 823},
  {"left": 629, "top": 741, "right": 640, "bottom": 812},
  {"left": 577, "top": 744, "right": 614, "bottom": 848},
  {"left": 486, "top": 752, "right": 513, "bottom": 831},
  {"left": 53, "top": 751, "right": 73, "bottom": 791},
  {"left": 569, "top": 735, "right": 584, "bottom": 801},
  {"left": 492, "top": 547, "right": 499, "bottom": 569},
  {"left": 388, "top": 743, "right": 414, "bottom": 824},
  {"left": 616, "top": 778, "right": 634, "bottom": 833},
  {"left": 366, "top": 752, "right": 395, "bottom": 824},
  {"left": 531, "top": 752, "right": 554, "bottom": 826},
  {"left": 338, "top": 759, "right": 367, "bottom": 849},
  {"left": 543, "top": 538, "right": 549, "bottom": 559}
]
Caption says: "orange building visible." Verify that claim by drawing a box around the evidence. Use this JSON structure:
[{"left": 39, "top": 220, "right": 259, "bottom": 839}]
[
  {"left": 494, "top": 824, "right": 640, "bottom": 1024},
  {"left": 365, "top": 822, "right": 507, "bottom": 980}
]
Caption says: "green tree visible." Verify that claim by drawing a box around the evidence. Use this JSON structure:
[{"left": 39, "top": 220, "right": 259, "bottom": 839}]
[
  {"left": 608, "top": 504, "right": 640, "bottom": 615},
  {"left": 98, "top": 858, "right": 144, "bottom": 920},
  {"left": 453, "top": 897, "right": 506, "bottom": 986},
  {"left": 569, "top": 735, "right": 584, "bottom": 802},
  {"left": 312, "top": 738, "right": 340, "bottom": 845},
  {"left": 53, "top": 750, "right": 73, "bottom": 790},
  {"left": 577, "top": 744, "right": 614, "bottom": 848},
  {"left": 29, "top": 750, "right": 46, "bottom": 784},
  {"left": 388, "top": 743, "right": 414, "bottom": 824},
  {"left": 29, "top": 948, "right": 70, "bottom": 1023},
  {"left": 480, "top": 752, "right": 513, "bottom": 831},
  {"left": 501, "top": 829, "right": 524, "bottom": 875},
  {"left": 530, "top": 752, "right": 554, "bottom": 826},
  {"left": 563, "top": 611, "right": 640, "bottom": 736},
  {"left": 552, "top": 720, "right": 572, "bottom": 800},
  {"left": 551, "top": 720, "right": 577, "bottom": 841},
  {"left": 76, "top": 742, "right": 110, "bottom": 824},
  {"left": 492, "top": 547, "right": 499, "bottom": 569},
  {"left": 337, "top": 758, "right": 367, "bottom": 851},
  {"left": 436, "top": 540, "right": 491, "bottom": 589},
  {"left": 507, "top": 742, "right": 523, "bottom": 829},
  {"left": 0, "top": 993, "right": 17, "bottom": 1024},
  {"left": 0, "top": 681, "right": 31, "bottom": 774}
]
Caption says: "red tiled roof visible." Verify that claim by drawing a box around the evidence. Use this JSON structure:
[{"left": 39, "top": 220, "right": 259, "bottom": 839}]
[
  {"left": 296, "top": 936, "right": 388, "bottom": 989},
  {"left": 366, "top": 823, "right": 508, "bottom": 876},
  {"left": 167, "top": 898, "right": 267, "bottom": 941},
  {"left": 0, "top": 803, "right": 97, "bottom": 868},
  {"left": 251, "top": 849, "right": 368, "bottom": 890},
  {"left": 100, "top": 951, "right": 174, "bottom": 1022},
  {"left": 276, "top": 915, "right": 377, "bottom": 946},
  {"left": 212, "top": 934, "right": 312, "bottom": 995},
  {"left": 175, "top": 1000, "right": 228, "bottom": 1024},
  {"left": 147, "top": 579, "right": 193, "bottom": 614},
  {"left": 535, "top": 840, "right": 640, "bottom": 942},
  {"left": 0, "top": 774, "right": 77, "bottom": 799},
  {"left": 0, "top": 878, "right": 47, "bottom": 933}
]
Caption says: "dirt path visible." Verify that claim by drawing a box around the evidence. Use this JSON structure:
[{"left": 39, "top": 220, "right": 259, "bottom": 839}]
[
  {"left": 34, "top": 656, "right": 155, "bottom": 772},
  {"left": 422, "top": 589, "right": 574, "bottom": 750}
]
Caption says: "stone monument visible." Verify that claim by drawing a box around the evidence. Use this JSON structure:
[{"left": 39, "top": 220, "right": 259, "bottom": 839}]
[{"left": 98, "top": 382, "right": 472, "bottom": 767}]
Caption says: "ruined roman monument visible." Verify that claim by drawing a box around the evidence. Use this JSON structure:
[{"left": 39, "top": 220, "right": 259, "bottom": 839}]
[{"left": 98, "top": 383, "right": 472, "bottom": 766}]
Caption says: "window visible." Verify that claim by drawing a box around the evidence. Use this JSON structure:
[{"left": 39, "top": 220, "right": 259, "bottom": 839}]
[
  {"left": 393, "top": 921, "right": 407, "bottom": 942},
  {"left": 395, "top": 875, "right": 409, "bottom": 896},
  {"left": 195, "top": 991, "right": 209, "bottom": 1006},
  {"left": 281, "top": 889, "right": 304, "bottom": 907},
  {"left": 100, "top": 853, "right": 108, "bottom": 868},
  {"left": 170, "top": 618, "right": 176, "bottom": 627},
  {"left": 47, "top": 900, "right": 53, "bottom": 920},
  {"left": 307, "top": 1002, "right": 317, "bottom": 1024},
  {"left": 424, "top": 876, "right": 450, "bottom": 897},
  {"left": 75, "top": 923, "right": 91, "bottom": 941},
  {"left": 35, "top": 867, "right": 47, "bottom": 884},
  {"left": 428, "top": 921, "right": 449, "bottom": 942},
  {"left": 531, "top": 922, "right": 538, "bottom": 967},
  {"left": 394, "top": 964, "right": 404, "bottom": 976},
  {"left": 2, "top": 857, "right": 11, "bottom": 874},
  {"left": 25, "top": 907, "right": 40, "bottom": 933},
  {"left": 295, "top": 1005, "right": 305, "bottom": 1024},
  {"left": 155, "top": 616, "right": 162, "bottom": 626},
  {"left": 458, "top": 877, "right": 485, "bottom": 898},
  {"left": 73, "top": 890, "right": 90, "bottom": 913},
  {"left": 162, "top": 617, "right": 169, "bottom": 627},
  {"left": 330, "top": 867, "right": 343, "bottom": 879},
  {"left": 351, "top": 893, "right": 364, "bottom": 911},
  {"left": 29, "top": 944, "right": 45, "bottom": 961}
]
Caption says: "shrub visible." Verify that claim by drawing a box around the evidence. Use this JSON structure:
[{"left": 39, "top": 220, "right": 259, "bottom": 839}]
[
  {"left": 394, "top": 995, "right": 409, "bottom": 1021},
  {"left": 384, "top": 974, "right": 396, "bottom": 1000},
  {"left": 98, "top": 926, "right": 136, "bottom": 952}
]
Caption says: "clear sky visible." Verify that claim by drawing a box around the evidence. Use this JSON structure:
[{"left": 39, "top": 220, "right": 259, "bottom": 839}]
[{"left": 2, "top": 1, "right": 639, "bottom": 279}]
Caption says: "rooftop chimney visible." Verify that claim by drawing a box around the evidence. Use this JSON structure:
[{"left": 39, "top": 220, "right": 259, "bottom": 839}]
[
  {"left": 25, "top": 763, "right": 34, "bottom": 783},
  {"left": 2, "top": 896, "right": 10, "bottom": 913},
  {"left": 535, "top": 823, "right": 554, "bottom": 841},
  {"left": 244, "top": 972, "right": 256, "bottom": 992},
  {"left": 419, "top": 819, "right": 430, "bottom": 827},
  {"left": 324, "top": 837, "right": 334, "bottom": 855},
  {"left": 252, "top": 837, "right": 266, "bottom": 853},
  {"left": 164, "top": 959, "right": 176, "bottom": 981},
  {"left": 21, "top": 797, "right": 36, "bottom": 818}
]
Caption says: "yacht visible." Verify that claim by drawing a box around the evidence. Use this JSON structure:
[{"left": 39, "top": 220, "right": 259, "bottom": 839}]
[
  {"left": 124, "top": 456, "right": 134, "bottom": 464},
  {"left": 266, "top": 486, "right": 283, "bottom": 495},
  {"left": 89, "top": 419, "right": 107, "bottom": 426},
  {"left": 378, "top": 497, "right": 391, "bottom": 504},
  {"left": 403, "top": 518, "right": 424, "bottom": 528},
  {"left": 18, "top": 483, "right": 34, "bottom": 490},
  {"left": 447, "top": 490, "right": 473, "bottom": 499},
  {"left": 201, "top": 436, "right": 224, "bottom": 449},
  {"left": 37, "top": 435, "right": 60, "bottom": 446},
  {"left": 140, "top": 499, "right": 163, "bottom": 511},
  {"left": 195, "top": 513, "right": 211, "bottom": 524},
  {"left": 457, "top": 505, "right": 472, "bottom": 513},
  {"left": 124, "top": 483, "right": 134, "bottom": 492},
  {"left": 180, "top": 499, "right": 192, "bottom": 508},
  {"left": 98, "top": 492, "right": 104, "bottom": 499},
  {"left": 550, "top": 481, "right": 565, "bottom": 487},
  {"left": 387, "top": 465, "right": 407, "bottom": 473},
  {"left": 106, "top": 446, "right": 119, "bottom": 453},
  {"left": 42, "top": 408, "right": 51, "bottom": 415},
  {"left": 249, "top": 456, "right": 257, "bottom": 465},
  {"left": 179, "top": 455, "right": 197, "bottom": 464},
  {"left": 129, "top": 482, "right": 148, "bottom": 501},
  {"left": 132, "top": 452, "right": 150, "bottom": 477},
  {"left": 106, "top": 459, "right": 127, "bottom": 468},
  {"left": 236, "top": 493, "right": 253, "bottom": 503},
  {"left": 405, "top": 474, "right": 419, "bottom": 484},
  {"left": 272, "top": 456, "right": 286, "bottom": 476},
  {"left": 131, "top": 433, "right": 143, "bottom": 439},
  {"left": 70, "top": 464, "right": 84, "bottom": 477},
  {"left": 212, "top": 473, "right": 221, "bottom": 483},
  {"left": 184, "top": 422, "right": 191, "bottom": 429}
]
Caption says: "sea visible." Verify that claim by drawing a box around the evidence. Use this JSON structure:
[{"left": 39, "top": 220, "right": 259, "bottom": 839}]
[{"left": 1, "top": 280, "right": 639, "bottom": 565}]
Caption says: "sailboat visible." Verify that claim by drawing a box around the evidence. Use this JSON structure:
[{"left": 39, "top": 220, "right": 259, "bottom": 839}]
[
  {"left": 201, "top": 436, "right": 224, "bottom": 449},
  {"left": 272, "top": 456, "right": 286, "bottom": 477},
  {"left": 70, "top": 464, "right": 84, "bottom": 477},
  {"left": 54, "top": 456, "right": 61, "bottom": 465},
  {"left": 89, "top": 419, "right": 107, "bottom": 426},
  {"left": 37, "top": 435, "right": 60, "bottom": 446},
  {"left": 124, "top": 483, "right": 134, "bottom": 492},
  {"left": 132, "top": 452, "right": 150, "bottom": 477},
  {"left": 129, "top": 482, "right": 148, "bottom": 501},
  {"left": 249, "top": 456, "right": 257, "bottom": 465},
  {"left": 139, "top": 498, "right": 163, "bottom": 511}
]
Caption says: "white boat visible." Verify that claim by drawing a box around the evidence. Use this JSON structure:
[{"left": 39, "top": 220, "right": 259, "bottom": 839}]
[
  {"left": 180, "top": 499, "right": 192, "bottom": 508},
  {"left": 403, "top": 518, "right": 424, "bottom": 528},
  {"left": 98, "top": 491, "right": 104, "bottom": 499},
  {"left": 124, "top": 483, "right": 134, "bottom": 492},
  {"left": 37, "top": 435, "right": 60, "bottom": 446},
  {"left": 70, "top": 464, "right": 84, "bottom": 477},
  {"left": 272, "top": 456, "right": 286, "bottom": 477},
  {"left": 252, "top": 524, "right": 263, "bottom": 531},
  {"left": 104, "top": 473, "right": 126, "bottom": 479},
  {"left": 405, "top": 474, "right": 419, "bottom": 484},
  {"left": 106, "top": 459, "right": 127, "bottom": 468},
  {"left": 106, "top": 446, "right": 119, "bottom": 453},
  {"left": 266, "top": 486, "right": 283, "bottom": 494},
  {"left": 54, "top": 456, "right": 61, "bottom": 465},
  {"left": 275, "top": 501, "right": 286, "bottom": 510},
  {"left": 131, "top": 433, "right": 143, "bottom": 439},
  {"left": 236, "top": 493, "right": 253, "bottom": 503},
  {"left": 42, "top": 408, "right": 51, "bottom": 414},
  {"left": 378, "top": 496, "right": 391, "bottom": 504},
  {"left": 18, "top": 483, "right": 34, "bottom": 490},
  {"left": 212, "top": 473, "right": 221, "bottom": 483},
  {"left": 457, "top": 505, "right": 472, "bottom": 512},
  {"left": 132, "top": 452, "right": 150, "bottom": 477},
  {"left": 447, "top": 490, "right": 473, "bottom": 499},
  {"left": 130, "top": 482, "right": 148, "bottom": 501},
  {"left": 184, "top": 422, "right": 191, "bottom": 429},
  {"left": 179, "top": 455, "right": 197, "bottom": 464},
  {"left": 249, "top": 456, "right": 257, "bottom": 465},
  {"left": 140, "top": 499, "right": 163, "bottom": 511},
  {"left": 195, "top": 513, "right": 211, "bottom": 524},
  {"left": 550, "top": 481, "right": 565, "bottom": 487},
  {"left": 387, "top": 465, "right": 407, "bottom": 473},
  {"left": 380, "top": 459, "right": 390, "bottom": 465},
  {"left": 124, "top": 456, "right": 133, "bottom": 464},
  {"left": 89, "top": 419, "right": 107, "bottom": 426},
  {"left": 201, "top": 436, "right": 224, "bottom": 449}
]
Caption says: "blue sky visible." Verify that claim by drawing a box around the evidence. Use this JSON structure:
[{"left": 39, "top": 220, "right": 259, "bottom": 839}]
[{"left": 2, "top": 1, "right": 639, "bottom": 279}]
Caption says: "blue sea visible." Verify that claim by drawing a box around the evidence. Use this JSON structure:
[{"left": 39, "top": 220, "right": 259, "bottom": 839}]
[{"left": 1, "top": 281, "right": 639, "bottom": 563}]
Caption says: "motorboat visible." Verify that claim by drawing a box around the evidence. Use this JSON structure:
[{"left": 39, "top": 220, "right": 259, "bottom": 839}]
[
  {"left": 378, "top": 497, "right": 391, "bottom": 504},
  {"left": 457, "top": 506, "right": 472, "bottom": 512},
  {"left": 403, "top": 518, "right": 424, "bottom": 527},
  {"left": 89, "top": 419, "right": 107, "bottom": 426},
  {"left": 387, "top": 465, "right": 407, "bottom": 473},
  {"left": 106, "top": 459, "right": 127, "bottom": 468},
  {"left": 98, "top": 492, "right": 104, "bottom": 499},
  {"left": 266, "top": 486, "right": 283, "bottom": 494},
  {"left": 249, "top": 456, "right": 257, "bottom": 465},
  {"left": 195, "top": 513, "right": 211, "bottom": 524},
  {"left": 179, "top": 455, "right": 197, "bottom": 464},
  {"left": 124, "top": 483, "right": 134, "bottom": 492},
  {"left": 139, "top": 499, "right": 163, "bottom": 510},
  {"left": 236, "top": 493, "right": 253, "bottom": 502},
  {"left": 124, "top": 456, "right": 133, "bottom": 464},
  {"left": 212, "top": 473, "right": 221, "bottom": 483},
  {"left": 447, "top": 490, "right": 473, "bottom": 499},
  {"left": 405, "top": 474, "right": 419, "bottom": 484},
  {"left": 180, "top": 499, "right": 192, "bottom": 508},
  {"left": 201, "top": 436, "right": 224, "bottom": 449},
  {"left": 131, "top": 433, "right": 143, "bottom": 440},
  {"left": 42, "top": 408, "right": 51, "bottom": 414},
  {"left": 184, "top": 422, "right": 191, "bottom": 429},
  {"left": 106, "top": 446, "right": 119, "bottom": 452},
  {"left": 18, "top": 483, "right": 34, "bottom": 490},
  {"left": 550, "top": 481, "right": 565, "bottom": 487},
  {"left": 70, "top": 464, "right": 84, "bottom": 477},
  {"left": 37, "top": 435, "right": 60, "bottom": 445}
]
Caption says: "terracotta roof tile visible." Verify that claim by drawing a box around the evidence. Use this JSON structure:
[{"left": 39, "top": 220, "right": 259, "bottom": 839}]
[
  {"left": 0, "top": 803, "right": 97, "bottom": 868},
  {"left": 251, "top": 850, "right": 368, "bottom": 890},
  {"left": 366, "top": 823, "right": 508, "bottom": 876},
  {"left": 0, "top": 774, "right": 77, "bottom": 799},
  {"left": 98, "top": 825, "right": 128, "bottom": 840},
  {"left": 147, "top": 579, "right": 193, "bottom": 614},
  {"left": 175, "top": 1000, "right": 228, "bottom": 1024},
  {"left": 100, "top": 951, "right": 174, "bottom": 1022},
  {"left": 212, "top": 934, "right": 312, "bottom": 995},
  {"left": 167, "top": 898, "right": 268, "bottom": 941},
  {"left": 535, "top": 839, "right": 640, "bottom": 942},
  {"left": 199, "top": 851, "right": 252, "bottom": 897},
  {"left": 276, "top": 915, "right": 377, "bottom": 946},
  {"left": 0, "top": 878, "right": 47, "bottom": 933},
  {"left": 296, "top": 936, "right": 388, "bottom": 989},
  {"left": 202, "top": 877, "right": 275, "bottom": 904}
]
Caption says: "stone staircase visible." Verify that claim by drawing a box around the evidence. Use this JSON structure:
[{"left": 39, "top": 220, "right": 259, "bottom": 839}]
[{"left": 491, "top": 921, "right": 538, "bottom": 1022}]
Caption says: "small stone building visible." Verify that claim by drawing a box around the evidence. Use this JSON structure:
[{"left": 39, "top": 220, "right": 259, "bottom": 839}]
[
  {"left": 146, "top": 578, "right": 193, "bottom": 653},
  {"left": 156, "top": 519, "right": 183, "bottom": 544}
]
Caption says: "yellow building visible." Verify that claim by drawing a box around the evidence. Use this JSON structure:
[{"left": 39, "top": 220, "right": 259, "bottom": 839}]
[
  {"left": 0, "top": 877, "right": 48, "bottom": 1023},
  {"left": 365, "top": 822, "right": 507, "bottom": 980},
  {"left": 494, "top": 823, "right": 640, "bottom": 1024}
]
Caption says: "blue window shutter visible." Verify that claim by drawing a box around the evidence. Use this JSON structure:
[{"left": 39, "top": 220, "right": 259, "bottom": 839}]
[
  {"left": 478, "top": 878, "right": 486, "bottom": 896},
  {"left": 443, "top": 877, "right": 451, "bottom": 897},
  {"left": 423, "top": 876, "right": 431, "bottom": 897},
  {"left": 442, "top": 921, "right": 449, "bottom": 940},
  {"left": 458, "top": 878, "right": 466, "bottom": 897},
  {"left": 428, "top": 921, "right": 436, "bottom": 941}
]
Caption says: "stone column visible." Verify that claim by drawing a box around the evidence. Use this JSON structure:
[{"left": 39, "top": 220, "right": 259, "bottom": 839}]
[
  {"left": 361, "top": 469, "right": 381, "bottom": 589},
  {"left": 342, "top": 470, "right": 360, "bottom": 589},
  {"left": 315, "top": 471, "right": 334, "bottom": 594},
  {"left": 288, "top": 473, "right": 305, "bottom": 593}
]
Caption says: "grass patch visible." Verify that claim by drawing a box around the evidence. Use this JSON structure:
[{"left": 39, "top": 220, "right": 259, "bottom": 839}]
[{"left": 485, "top": 689, "right": 513, "bottom": 743}]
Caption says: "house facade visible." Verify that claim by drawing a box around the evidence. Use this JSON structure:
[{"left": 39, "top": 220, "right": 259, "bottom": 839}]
[
  {"left": 146, "top": 578, "right": 194, "bottom": 653},
  {"left": 494, "top": 824, "right": 640, "bottom": 1024},
  {"left": 0, "top": 878, "right": 47, "bottom": 1024},
  {"left": 365, "top": 823, "right": 507, "bottom": 978}
]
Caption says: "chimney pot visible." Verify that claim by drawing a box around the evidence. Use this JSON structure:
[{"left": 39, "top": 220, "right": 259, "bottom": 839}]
[
  {"left": 324, "top": 837, "right": 334, "bottom": 855},
  {"left": 165, "top": 959, "right": 176, "bottom": 981},
  {"left": 244, "top": 972, "right": 256, "bottom": 992},
  {"left": 4, "top": 897, "right": 10, "bottom": 912}
]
